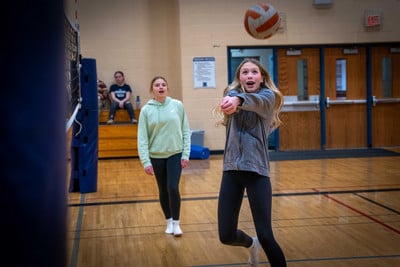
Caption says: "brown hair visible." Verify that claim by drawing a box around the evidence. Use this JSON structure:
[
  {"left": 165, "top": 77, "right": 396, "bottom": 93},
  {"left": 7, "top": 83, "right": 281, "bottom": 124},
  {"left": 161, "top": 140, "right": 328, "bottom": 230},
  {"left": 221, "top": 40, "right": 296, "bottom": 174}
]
[
  {"left": 114, "top": 70, "right": 124, "bottom": 78},
  {"left": 149, "top": 76, "right": 168, "bottom": 93}
]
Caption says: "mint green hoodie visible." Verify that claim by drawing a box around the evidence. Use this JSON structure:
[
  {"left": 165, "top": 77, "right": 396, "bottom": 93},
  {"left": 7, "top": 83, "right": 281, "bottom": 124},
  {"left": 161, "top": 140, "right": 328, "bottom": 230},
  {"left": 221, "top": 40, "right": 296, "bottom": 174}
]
[{"left": 137, "top": 97, "right": 191, "bottom": 168}]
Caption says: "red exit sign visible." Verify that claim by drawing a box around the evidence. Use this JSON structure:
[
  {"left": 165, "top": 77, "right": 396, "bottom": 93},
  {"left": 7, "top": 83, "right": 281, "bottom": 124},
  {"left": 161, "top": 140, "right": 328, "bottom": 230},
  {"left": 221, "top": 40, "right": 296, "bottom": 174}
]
[
  {"left": 364, "top": 9, "right": 382, "bottom": 27},
  {"left": 367, "top": 15, "right": 380, "bottom": 26}
]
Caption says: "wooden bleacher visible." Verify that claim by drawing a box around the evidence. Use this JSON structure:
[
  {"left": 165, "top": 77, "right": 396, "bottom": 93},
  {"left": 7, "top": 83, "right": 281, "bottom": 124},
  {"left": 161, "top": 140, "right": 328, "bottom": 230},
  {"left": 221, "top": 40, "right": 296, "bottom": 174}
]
[{"left": 98, "top": 109, "right": 140, "bottom": 158}]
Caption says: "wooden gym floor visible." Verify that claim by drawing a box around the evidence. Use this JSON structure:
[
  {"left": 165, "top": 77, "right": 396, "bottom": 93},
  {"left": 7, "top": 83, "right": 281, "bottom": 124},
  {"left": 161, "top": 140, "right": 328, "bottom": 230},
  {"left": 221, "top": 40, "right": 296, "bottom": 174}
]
[{"left": 67, "top": 148, "right": 400, "bottom": 267}]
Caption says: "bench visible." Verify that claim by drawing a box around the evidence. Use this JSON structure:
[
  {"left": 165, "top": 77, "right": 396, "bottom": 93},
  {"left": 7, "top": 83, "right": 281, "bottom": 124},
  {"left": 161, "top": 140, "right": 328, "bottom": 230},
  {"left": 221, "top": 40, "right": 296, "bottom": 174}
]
[{"left": 98, "top": 109, "right": 140, "bottom": 158}]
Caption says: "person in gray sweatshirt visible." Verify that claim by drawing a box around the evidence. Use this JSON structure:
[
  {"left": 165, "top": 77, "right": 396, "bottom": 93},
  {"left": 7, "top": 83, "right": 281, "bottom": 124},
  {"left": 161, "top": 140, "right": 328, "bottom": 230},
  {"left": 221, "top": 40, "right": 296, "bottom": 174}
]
[{"left": 216, "top": 58, "right": 287, "bottom": 267}]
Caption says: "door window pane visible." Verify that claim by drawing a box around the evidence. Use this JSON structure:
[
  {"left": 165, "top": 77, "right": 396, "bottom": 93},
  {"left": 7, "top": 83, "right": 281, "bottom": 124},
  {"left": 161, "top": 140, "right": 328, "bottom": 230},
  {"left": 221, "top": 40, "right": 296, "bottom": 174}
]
[
  {"left": 382, "top": 57, "right": 393, "bottom": 97},
  {"left": 336, "top": 59, "right": 347, "bottom": 99},
  {"left": 297, "top": 59, "right": 308, "bottom": 100}
]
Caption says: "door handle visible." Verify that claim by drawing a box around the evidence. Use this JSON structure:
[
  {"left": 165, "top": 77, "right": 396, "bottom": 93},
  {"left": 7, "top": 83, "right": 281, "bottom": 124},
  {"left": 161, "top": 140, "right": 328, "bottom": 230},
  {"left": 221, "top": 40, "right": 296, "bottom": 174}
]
[
  {"left": 325, "top": 97, "right": 367, "bottom": 108},
  {"left": 372, "top": 95, "right": 377, "bottom": 107}
]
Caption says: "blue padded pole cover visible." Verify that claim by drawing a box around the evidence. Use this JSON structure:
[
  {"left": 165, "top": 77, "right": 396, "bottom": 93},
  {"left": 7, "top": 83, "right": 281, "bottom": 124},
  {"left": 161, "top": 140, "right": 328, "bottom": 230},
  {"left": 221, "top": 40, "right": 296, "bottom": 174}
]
[{"left": 70, "top": 58, "right": 98, "bottom": 193}]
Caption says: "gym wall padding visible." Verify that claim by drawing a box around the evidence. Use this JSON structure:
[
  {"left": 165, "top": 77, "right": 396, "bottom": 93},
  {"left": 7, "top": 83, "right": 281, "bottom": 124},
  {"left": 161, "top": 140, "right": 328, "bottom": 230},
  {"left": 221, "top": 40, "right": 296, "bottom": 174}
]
[{"left": 69, "top": 58, "right": 99, "bottom": 193}]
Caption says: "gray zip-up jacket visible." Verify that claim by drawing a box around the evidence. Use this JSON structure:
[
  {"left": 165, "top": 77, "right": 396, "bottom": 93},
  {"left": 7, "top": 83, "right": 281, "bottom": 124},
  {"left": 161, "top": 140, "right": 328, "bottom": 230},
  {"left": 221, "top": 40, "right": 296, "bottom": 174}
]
[{"left": 223, "top": 87, "right": 275, "bottom": 178}]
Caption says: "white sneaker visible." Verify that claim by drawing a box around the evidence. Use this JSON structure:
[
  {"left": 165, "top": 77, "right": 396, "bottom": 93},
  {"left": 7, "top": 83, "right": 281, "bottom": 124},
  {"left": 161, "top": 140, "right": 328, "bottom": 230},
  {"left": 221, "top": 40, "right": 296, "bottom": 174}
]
[
  {"left": 131, "top": 118, "right": 138, "bottom": 124},
  {"left": 248, "top": 237, "right": 259, "bottom": 267},
  {"left": 173, "top": 220, "right": 183, "bottom": 236},
  {"left": 165, "top": 218, "right": 173, "bottom": 234},
  {"left": 107, "top": 119, "right": 114, "bottom": 125}
]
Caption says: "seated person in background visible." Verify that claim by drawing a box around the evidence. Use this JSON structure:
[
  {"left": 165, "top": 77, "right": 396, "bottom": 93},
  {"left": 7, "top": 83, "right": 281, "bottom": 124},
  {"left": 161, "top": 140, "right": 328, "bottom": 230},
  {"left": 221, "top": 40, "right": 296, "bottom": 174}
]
[
  {"left": 97, "top": 79, "right": 109, "bottom": 114},
  {"left": 107, "top": 71, "right": 138, "bottom": 124}
]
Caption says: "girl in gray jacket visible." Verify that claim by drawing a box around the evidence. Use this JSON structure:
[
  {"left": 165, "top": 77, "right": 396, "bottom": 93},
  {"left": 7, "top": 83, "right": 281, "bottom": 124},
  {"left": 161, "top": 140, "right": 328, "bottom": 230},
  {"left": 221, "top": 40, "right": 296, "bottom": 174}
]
[{"left": 217, "top": 58, "right": 286, "bottom": 267}]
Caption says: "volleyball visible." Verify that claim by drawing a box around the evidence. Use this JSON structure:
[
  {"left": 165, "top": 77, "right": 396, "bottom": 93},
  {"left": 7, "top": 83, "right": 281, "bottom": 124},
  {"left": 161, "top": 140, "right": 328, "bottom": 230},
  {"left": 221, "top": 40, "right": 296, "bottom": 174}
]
[{"left": 244, "top": 3, "right": 281, "bottom": 40}]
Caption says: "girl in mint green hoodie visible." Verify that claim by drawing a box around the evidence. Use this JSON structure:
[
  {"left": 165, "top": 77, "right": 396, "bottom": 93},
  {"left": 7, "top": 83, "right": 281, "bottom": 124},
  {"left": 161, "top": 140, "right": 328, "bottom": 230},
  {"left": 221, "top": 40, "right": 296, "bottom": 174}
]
[{"left": 138, "top": 76, "right": 191, "bottom": 237}]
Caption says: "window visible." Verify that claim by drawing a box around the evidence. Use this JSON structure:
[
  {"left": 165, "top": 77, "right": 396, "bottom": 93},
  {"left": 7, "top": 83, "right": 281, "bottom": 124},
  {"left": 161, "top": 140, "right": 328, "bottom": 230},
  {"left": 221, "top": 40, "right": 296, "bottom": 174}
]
[
  {"left": 382, "top": 57, "right": 392, "bottom": 97},
  {"left": 336, "top": 59, "right": 347, "bottom": 99},
  {"left": 297, "top": 59, "right": 308, "bottom": 100}
]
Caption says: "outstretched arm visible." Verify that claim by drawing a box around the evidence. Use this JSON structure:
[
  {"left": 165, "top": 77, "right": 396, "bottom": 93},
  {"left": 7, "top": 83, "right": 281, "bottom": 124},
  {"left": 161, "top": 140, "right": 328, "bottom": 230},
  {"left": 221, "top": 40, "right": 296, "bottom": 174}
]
[{"left": 220, "top": 95, "right": 242, "bottom": 115}]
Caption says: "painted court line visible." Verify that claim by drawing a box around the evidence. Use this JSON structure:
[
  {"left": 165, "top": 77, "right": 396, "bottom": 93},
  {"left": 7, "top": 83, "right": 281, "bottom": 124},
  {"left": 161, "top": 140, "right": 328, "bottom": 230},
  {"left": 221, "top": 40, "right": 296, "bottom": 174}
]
[
  {"left": 69, "top": 193, "right": 86, "bottom": 267},
  {"left": 312, "top": 188, "right": 400, "bottom": 235},
  {"left": 190, "top": 254, "right": 400, "bottom": 266}
]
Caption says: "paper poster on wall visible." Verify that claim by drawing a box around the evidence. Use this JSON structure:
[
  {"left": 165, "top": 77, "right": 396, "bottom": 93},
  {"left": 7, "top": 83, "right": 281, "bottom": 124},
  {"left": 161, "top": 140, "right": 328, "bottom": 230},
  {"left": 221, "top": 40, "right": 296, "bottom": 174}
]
[{"left": 193, "top": 57, "right": 216, "bottom": 89}]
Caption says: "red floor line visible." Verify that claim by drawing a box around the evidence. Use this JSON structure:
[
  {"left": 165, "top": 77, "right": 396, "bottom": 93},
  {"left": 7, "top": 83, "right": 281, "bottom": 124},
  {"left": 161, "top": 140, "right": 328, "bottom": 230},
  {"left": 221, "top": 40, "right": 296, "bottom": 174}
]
[{"left": 312, "top": 188, "right": 400, "bottom": 235}]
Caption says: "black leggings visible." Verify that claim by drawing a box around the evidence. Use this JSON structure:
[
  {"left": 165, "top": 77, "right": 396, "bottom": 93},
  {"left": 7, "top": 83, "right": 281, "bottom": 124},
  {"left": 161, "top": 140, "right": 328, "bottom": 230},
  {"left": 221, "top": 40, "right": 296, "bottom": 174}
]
[
  {"left": 108, "top": 100, "right": 135, "bottom": 120},
  {"left": 218, "top": 170, "right": 286, "bottom": 267},
  {"left": 151, "top": 153, "right": 182, "bottom": 220}
]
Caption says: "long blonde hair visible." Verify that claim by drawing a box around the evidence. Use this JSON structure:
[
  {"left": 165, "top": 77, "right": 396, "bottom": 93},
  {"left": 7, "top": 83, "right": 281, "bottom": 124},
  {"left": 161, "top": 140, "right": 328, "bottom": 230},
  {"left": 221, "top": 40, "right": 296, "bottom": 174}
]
[{"left": 215, "top": 58, "right": 283, "bottom": 130}]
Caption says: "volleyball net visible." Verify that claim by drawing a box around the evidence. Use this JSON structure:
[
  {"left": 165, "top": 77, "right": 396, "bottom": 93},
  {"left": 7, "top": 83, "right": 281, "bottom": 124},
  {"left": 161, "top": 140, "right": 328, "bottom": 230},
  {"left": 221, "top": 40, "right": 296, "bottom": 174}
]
[
  {"left": 65, "top": 12, "right": 99, "bottom": 193},
  {"left": 65, "top": 14, "right": 81, "bottom": 133}
]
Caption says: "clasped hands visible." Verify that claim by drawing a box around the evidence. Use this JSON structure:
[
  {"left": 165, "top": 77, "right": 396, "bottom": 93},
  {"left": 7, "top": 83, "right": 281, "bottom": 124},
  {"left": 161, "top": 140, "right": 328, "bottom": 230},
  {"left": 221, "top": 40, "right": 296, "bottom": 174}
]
[{"left": 220, "top": 96, "right": 241, "bottom": 115}]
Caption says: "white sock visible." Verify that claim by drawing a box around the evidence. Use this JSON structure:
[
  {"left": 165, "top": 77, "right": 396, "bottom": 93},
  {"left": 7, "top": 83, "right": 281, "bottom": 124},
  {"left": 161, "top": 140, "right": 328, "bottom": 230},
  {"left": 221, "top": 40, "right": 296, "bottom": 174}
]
[
  {"left": 173, "top": 220, "right": 183, "bottom": 236},
  {"left": 248, "top": 237, "right": 259, "bottom": 267},
  {"left": 165, "top": 218, "right": 173, "bottom": 234}
]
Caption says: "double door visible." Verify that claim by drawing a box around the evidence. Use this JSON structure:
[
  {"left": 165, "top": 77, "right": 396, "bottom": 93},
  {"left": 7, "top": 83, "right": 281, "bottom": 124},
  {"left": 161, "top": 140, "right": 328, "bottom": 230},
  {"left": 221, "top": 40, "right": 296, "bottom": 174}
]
[
  {"left": 277, "top": 44, "right": 400, "bottom": 151},
  {"left": 370, "top": 46, "right": 400, "bottom": 147}
]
